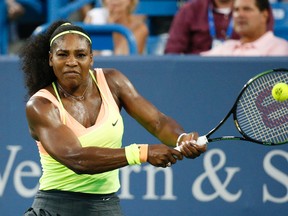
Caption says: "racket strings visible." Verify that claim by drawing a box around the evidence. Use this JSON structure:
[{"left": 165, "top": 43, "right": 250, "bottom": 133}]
[
  {"left": 236, "top": 71, "right": 288, "bottom": 144},
  {"left": 254, "top": 74, "right": 288, "bottom": 143}
]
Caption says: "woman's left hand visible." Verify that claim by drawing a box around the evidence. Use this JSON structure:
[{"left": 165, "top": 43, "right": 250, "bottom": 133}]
[{"left": 177, "top": 132, "right": 207, "bottom": 159}]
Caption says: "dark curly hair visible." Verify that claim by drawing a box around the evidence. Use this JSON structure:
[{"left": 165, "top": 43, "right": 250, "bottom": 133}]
[{"left": 19, "top": 20, "right": 92, "bottom": 97}]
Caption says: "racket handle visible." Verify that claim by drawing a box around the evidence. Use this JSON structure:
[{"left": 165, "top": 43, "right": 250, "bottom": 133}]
[
  {"left": 196, "top": 136, "right": 208, "bottom": 146},
  {"left": 174, "top": 146, "right": 181, "bottom": 151},
  {"left": 174, "top": 136, "right": 208, "bottom": 151}
]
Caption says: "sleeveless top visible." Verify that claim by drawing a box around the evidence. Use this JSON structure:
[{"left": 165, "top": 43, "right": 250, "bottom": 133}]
[{"left": 31, "top": 68, "right": 124, "bottom": 194}]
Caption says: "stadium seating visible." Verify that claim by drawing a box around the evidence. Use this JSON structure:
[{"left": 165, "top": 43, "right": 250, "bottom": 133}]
[
  {"left": 136, "top": 0, "right": 180, "bottom": 54},
  {"left": 272, "top": 2, "right": 288, "bottom": 40},
  {"left": 0, "top": 0, "right": 8, "bottom": 54},
  {"left": 46, "top": 0, "right": 94, "bottom": 22},
  {"left": 272, "top": 2, "right": 288, "bottom": 26},
  {"left": 92, "top": 0, "right": 181, "bottom": 54},
  {"left": 94, "top": 0, "right": 181, "bottom": 15},
  {"left": 0, "top": 0, "right": 45, "bottom": 55},
  {"left": 1, "top": 0, "right": 180, "bottom": 55},
  {"left": 0, "top": 0, "right": 93, "bottom": 55},
  {"left": 1, "top": 1, "right": 288, "bottom": 55}
]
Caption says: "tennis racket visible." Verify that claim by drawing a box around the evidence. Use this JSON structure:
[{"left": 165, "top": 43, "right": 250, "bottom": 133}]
[{"left": 177, "top": 68, "right": 288, "bottom": 148}]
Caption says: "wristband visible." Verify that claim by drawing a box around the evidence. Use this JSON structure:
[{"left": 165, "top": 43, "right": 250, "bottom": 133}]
[
  {"left": 176, "top": 133, "right": 187, "bottom": 146},
  {"left": 138, "top": 144, "right": 148, "bottom": 163},
  {"left": 125, "top": 144, "right": 141, "bottom": 165}
]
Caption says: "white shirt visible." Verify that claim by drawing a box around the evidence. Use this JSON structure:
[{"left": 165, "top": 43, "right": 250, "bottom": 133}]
[
  {"left": 201, "top": 31, "right": 288, "bottom": 56},
  {"left": 86, "top": 8, "right": 109, "bottom": 25}
]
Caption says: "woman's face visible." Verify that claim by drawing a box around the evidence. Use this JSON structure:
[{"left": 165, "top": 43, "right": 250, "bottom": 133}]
[
  {"left": 104, "top": 0, "right": 132, "bottom": 14},
  {"left": 49, "top": 34, "right": 93, "bottom": 87}
]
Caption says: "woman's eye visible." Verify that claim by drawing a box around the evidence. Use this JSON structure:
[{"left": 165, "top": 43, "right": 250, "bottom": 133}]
[
  {"left": 78, "top": 53, "right": 86, "bottom": 58},
  {"left": 57, "top": 53, "right": 67, "bottom": 57}
]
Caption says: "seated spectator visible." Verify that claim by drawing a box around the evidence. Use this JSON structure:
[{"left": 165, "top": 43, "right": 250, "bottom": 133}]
[
  {"left": 202, "top": 0, "right": 288, "bottom": 56},
  {"left": 6, "top": 0, "right": 25, "bottom": 20},
  {"left": 84, "top": 0, "right": 148, "bottom": 55},
  {"left": 164, "top": 0, "right": 274, "bottom": 55},
  {"left": 165, "top": 0, "right": 235, "bottom": 54}
]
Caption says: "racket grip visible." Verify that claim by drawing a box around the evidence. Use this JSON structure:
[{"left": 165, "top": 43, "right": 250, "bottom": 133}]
[
  {"left": 174, "top": 146, "right": 181, "bottom": 151},
  {"left": 196, "top": 136, "right": 208, "bottom": 146},
  {"left": 174, "top": 136, "right": 208, "bottom": 151}
]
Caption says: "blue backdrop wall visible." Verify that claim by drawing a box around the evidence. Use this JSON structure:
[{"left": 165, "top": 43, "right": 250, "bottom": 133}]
[{"left": 0, "top": 56, "right": 287, "bottom": 216}]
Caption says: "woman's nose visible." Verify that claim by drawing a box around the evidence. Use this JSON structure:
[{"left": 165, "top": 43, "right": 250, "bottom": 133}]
[{"left": 66, "top": 55, "right": 77, "bottom": 66}]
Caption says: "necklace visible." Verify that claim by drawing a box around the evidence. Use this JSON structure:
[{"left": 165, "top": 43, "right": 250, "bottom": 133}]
[{"left": 57, "top": 82, "right": 88, "bottom": 101}]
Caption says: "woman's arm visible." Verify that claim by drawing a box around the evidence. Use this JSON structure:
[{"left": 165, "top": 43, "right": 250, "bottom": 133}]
[
  {"left": 104, "top": 69, "right": 206, "bottom": 157},
  {"left": 26, "top": 96, "right": 128, "bottom": 174},
  {"left": 133, "top": 17, "right": 149, "bottom": 54}
]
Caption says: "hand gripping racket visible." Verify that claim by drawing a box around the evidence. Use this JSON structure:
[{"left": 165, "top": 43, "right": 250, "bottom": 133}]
[{"left": 179, "top": 68, "right": 288, "bottom": 147}]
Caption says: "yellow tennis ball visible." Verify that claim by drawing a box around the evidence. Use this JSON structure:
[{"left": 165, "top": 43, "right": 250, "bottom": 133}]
[{"left": 272, "top": 82, "right": 288, "bottom": 102}]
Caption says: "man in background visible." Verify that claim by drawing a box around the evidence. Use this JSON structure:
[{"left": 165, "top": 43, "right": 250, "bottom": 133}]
[{"left": 202, "top": 0, "right": 288, "bottom": 56}]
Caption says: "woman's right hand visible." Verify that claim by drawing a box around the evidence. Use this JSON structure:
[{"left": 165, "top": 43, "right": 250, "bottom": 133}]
[{"left": 147, "top": 144, "right": 183, "bottom": 168}]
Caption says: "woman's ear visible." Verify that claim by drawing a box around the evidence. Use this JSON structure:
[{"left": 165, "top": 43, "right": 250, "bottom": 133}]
[
  {"left": 90, "top": 52, "right": 94, "bottom": 67},
  {"left": 49, "top": 51, "right": 53, "bottom": 66}
]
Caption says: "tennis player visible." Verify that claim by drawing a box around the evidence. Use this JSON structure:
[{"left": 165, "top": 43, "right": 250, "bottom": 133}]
[{"left": 20, "top": 21, "right": 206, "bottom": 215}]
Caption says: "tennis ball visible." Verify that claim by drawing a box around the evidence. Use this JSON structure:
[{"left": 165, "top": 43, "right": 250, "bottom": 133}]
[{"left": 272, "top": 82, "right": 288, "bottom": 102}]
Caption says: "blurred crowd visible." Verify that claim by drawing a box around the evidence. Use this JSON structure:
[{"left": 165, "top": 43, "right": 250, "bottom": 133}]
[{"left": 4, "top": 0, "right": 288, "bottom": 56}]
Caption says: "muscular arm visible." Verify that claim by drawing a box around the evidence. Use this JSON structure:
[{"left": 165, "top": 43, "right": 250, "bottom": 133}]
[
  {"left": 26, "top": 96, "right": 128, "bottom": 174},
  {"left": 104, "top": 69, "right": 206, "bottom": 159},
  {"left": 104, "top": 69, "right": 185, "bottom": 146}
]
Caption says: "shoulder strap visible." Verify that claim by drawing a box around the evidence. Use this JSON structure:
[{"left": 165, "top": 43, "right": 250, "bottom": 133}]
[{"left": 52, "top": 82, "right": 66, "bottom": 124}]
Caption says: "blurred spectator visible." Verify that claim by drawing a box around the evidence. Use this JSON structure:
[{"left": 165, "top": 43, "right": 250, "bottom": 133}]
[
  {"left": 69, "top": 1, "right": 95, "bottom": 22},
  {"left": 6, "top": 0, "right": 25, "bottom": 20},
  {"left": 165, "top": 0, "right": 235, "bottom": 54},
  {"left": 164, "top": 0, "right": 274, "bottom": 55},
  {"left": 202, "top": 0, "right": 288, "bottom": 56},
  {"left": 78, "top": 2, "right": 94, "bottom": 21},
  {"left": 84, "top": 0, "right": 148, "bottom": 55}
]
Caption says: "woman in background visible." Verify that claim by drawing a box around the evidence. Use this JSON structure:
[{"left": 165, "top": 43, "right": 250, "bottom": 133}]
[{"left": 84, "top": 0, "right": 148, "bottom": 55}]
